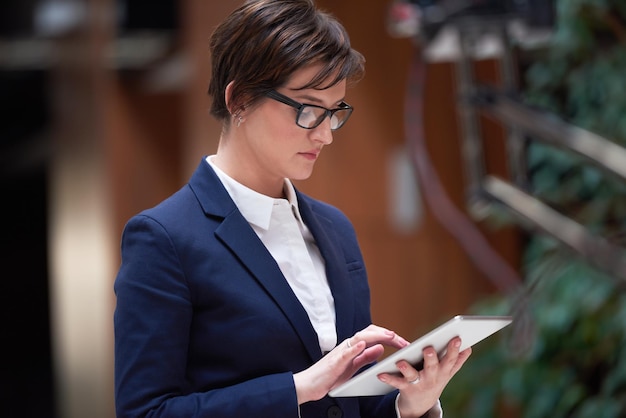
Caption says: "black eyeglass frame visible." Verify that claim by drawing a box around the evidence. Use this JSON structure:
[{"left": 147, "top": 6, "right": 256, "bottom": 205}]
[{"left": 265, "top": 90, "right": 354, "bottom": 131}]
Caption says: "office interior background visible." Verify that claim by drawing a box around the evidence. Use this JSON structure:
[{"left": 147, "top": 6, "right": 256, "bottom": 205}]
[{"left": 2, "top": 0, "right": 626, "bottom": 417}]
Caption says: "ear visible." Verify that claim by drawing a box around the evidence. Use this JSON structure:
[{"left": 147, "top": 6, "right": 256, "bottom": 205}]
[{"left": 225, "top": 81, "right": 235, "bottom": 114}]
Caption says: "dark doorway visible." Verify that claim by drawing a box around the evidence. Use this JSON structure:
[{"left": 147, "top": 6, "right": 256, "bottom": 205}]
[{"left": 0, "top": 70, "right": 56, "bottom": 418}]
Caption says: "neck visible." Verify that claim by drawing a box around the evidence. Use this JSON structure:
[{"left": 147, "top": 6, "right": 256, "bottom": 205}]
[{"left": 212, "top": 147, "right": 286, "bottom": 199}]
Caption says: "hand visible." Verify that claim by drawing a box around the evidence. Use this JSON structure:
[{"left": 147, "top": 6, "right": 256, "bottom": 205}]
[
  {"left": 377, "top": 337, "right": 472, "bottom": 417},
  {"left": 293, "top": 324, "right": 410, "bottom": 404}
]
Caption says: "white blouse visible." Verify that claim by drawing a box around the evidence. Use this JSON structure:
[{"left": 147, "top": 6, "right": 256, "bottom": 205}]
[{"left": 206, "top": 156, "right": 337, "bottom": 353}]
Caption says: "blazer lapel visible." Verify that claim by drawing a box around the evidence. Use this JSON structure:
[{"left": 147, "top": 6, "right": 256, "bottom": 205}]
[
  {"left": 189, "top": 159, "right": 323, "bottom": 361},
  {"left": 296, "top": 194, "right": 356, "bottom": 345}
]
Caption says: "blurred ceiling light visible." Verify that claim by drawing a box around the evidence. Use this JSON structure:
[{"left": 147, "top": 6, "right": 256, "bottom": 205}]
[{"left": 35, "top": 0, "right": 87, "bottom": 37}]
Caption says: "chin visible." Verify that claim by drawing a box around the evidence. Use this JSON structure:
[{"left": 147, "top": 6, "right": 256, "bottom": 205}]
[{"left": 290, "top": 169, "right": 315, "bottom": 182}]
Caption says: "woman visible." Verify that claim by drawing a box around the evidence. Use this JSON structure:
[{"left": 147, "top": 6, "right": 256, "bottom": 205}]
[{"left": 113, "top": 0, "right": 471, "bottom": 417}]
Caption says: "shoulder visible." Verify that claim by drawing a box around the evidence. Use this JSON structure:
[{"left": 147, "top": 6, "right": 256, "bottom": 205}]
[
  {"left": 122, "top": 184, "right": 214, "bottom": 244},
  {"left": 132, "top": 185, "right": 197, "bottom": 224}
]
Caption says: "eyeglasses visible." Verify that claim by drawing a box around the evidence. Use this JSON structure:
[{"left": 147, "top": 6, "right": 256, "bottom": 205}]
[{"left": 265, "top": 90, "right": 353, "bottom": 131}]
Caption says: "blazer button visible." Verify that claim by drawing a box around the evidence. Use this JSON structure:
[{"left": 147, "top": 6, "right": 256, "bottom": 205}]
[{"left": 327, "top": 405, "right": 343, "bottom": 418}]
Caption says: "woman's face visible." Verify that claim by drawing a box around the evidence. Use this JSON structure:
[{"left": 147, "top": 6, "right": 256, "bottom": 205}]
[{"left": 233, "top": 64, "right": 348, "bottom": 195}]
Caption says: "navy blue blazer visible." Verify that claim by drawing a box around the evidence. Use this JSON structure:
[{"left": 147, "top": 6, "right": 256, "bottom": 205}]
[{"left": 114, "top": 158, "right": 399, "bottom": 417}]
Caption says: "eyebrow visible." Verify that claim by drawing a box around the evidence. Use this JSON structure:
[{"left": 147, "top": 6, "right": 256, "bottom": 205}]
[{"left": 288, "top": 91, "right": 347, "bottom": 107}]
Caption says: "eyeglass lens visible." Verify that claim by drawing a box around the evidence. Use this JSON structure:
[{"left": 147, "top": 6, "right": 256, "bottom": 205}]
[{"left": 298, "top": 106, "right": 352, "bottom": 130}]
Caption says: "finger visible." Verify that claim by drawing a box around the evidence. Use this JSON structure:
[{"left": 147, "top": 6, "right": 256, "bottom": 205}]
[
  {"left": 447, "top": 336, "right": 462, "bottom": 355},
  {"left": 337, "top": 338, "right": 384, "bottom": 369},
  {"left": 377, "top": 360, "right": 420, "bottom": 388},
  {"left": 407, "top": 372, "right": 421, "bottom": 385},
  {"left": 332, "top": 342, "right": 386, "bottom": 387},
  {"left": 353, "top": 325, "right": 410, "bottom": 349},
  {"left": 352, "top": 344, "right": 385, "bottom": 370},
  {"left": 450, "top": 347, "right": 472, "bottom": 375},
  {"left": 398, "top": 360, "right": 420, "bottom": 383},
  {"left": 438, "top": 338, "right": 463, "bottom": 374},
  {"left": 421, "top": 346, "right": 440, "bottom": 373},
  {"left": 341, "top": 338, "right": 365, "bottom": 355}
]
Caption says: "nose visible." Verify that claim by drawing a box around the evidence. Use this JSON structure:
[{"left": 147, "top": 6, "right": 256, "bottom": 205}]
[{"left": 310, "top": 117, "right": 334, "bottom": 145}]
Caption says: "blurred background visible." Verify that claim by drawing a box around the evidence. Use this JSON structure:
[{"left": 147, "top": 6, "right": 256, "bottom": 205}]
[{"left": 2, "top": 0, "right": 626, "bottom": 417}]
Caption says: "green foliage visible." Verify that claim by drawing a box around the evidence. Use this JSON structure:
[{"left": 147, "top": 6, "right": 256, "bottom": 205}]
[
  {"left": 442, "top": 0, "right": 626, "bottom": 416},
  {"left": 442, "top": 243, "right": 626, "bottom": 417},
  {"left": 523, "top": 0, "right": 626, "bottom": 238}
]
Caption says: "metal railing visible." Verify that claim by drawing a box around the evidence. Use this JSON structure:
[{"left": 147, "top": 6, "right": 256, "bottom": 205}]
[{"left": 454, "top": 24, "right": 626, "bottom": 282}]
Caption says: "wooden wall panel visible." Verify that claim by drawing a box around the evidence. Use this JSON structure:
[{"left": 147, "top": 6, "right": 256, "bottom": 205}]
[
  {"left": 107, "top": 85, "right": 183, "bottom": 238},
  {"left": 179, "top": 0, "right": 239, "bottom": 177}
]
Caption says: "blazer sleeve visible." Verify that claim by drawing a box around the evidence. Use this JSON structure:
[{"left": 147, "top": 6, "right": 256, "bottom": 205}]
[{"left": 113, "top": 214, "right": 300, "bottom": 418}]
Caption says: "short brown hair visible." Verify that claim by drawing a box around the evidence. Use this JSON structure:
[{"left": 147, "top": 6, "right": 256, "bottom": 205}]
[{"left": 207, "top": 0, "right": 365, "bottom": 123}]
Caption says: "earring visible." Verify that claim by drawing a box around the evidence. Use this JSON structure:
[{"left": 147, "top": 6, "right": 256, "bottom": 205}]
[{"left": 233, "top": 112, "right": 243, "bottom": 127}]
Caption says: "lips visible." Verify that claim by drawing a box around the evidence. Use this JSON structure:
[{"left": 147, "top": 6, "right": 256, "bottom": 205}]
[{"left": 299, "top": 149, "right": 321, "bottom": 160}]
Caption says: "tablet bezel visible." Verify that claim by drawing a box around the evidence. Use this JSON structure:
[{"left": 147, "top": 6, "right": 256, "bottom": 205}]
[{"left": 328, "top": 315, "right": 513, "bottom": 397}]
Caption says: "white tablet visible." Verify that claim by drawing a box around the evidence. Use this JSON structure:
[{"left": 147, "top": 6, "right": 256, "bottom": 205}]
[{"left": 329, "top": 315, "right": 512, "bottom": 397}]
